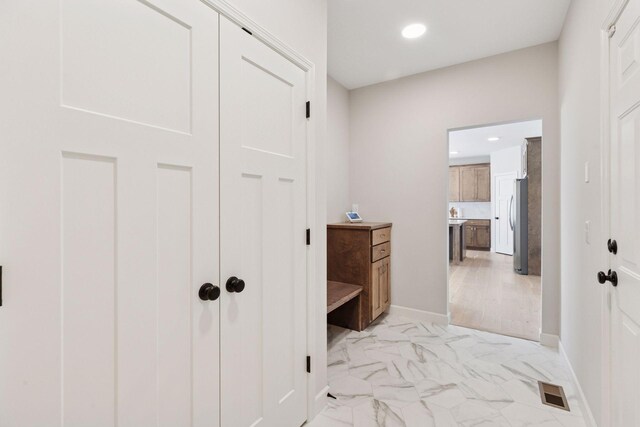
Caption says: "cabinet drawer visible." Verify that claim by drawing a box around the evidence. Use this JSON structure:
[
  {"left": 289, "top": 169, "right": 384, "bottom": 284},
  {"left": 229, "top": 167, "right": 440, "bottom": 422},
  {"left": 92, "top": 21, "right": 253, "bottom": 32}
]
[
  {"left": 372, "top": 242, "right": 390, "bottom": 262},
  {"left": 372, "top": 227, "right": 391, "bottom": 246},
  {"left": 465, "top": 219, "right": 490, "bottom": 226}
]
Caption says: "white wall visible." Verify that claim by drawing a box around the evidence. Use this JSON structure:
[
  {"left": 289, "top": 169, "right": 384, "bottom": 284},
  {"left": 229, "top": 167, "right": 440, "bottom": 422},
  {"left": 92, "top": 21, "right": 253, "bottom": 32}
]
[
  {"left": 490, "top": 146, "right": 523, "bottom": 250},
  {"left": 349, "top": 42, "right": 560, "bottom": 335},
  {"left": 449, "top": 155, "right": 490, "bottom": 166},
  {"left": 225, "top": 0, "right": 328, "bottom": 416},
  {"left": 491, "top": 146, "right": 523, "bottom": 178},
  {"left": 558, "top": 0, "right": 612, "bottom": 423},
  {"left": 327, "top": 76, "right": 350, "bottom": 223}
]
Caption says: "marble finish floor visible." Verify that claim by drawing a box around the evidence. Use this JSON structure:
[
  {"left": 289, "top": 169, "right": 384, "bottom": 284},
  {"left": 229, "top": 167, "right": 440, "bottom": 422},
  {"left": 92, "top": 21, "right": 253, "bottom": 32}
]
[
  {"left": 449, "top": 250, "right": 541, "bottom": 341},
  {"left": 308, "top": 314, "right": 587, "bottom": 427}
]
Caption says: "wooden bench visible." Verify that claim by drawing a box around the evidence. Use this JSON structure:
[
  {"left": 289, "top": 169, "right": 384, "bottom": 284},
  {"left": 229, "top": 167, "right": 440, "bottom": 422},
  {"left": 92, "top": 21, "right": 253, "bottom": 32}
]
[{"left": 327, "top": 281, "right": 364, "bottom": 331}]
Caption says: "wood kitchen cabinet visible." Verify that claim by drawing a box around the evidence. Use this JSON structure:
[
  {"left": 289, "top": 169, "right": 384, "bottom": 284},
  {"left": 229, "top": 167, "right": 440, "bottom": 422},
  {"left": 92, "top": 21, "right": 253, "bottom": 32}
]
[
  {"left": 449, "top": 167, "right": 461, "bottom": 201},
  {"left": 371, "top": 256, "right": 390, "bottom": 320},
  {"left": 475, "top": 225, "right": 490, "bottom": 248},
  {"left": 460, "top": 166, "right": 477, "bottom": 201},
  {"left": 465, "top": 224, "right": 476, "bottom": 247},
  {"left": 450, "top": 163, "right": 491, "bottom": 202},
  {"left": 327, "top": 222, "right": 392, "bottom": 330},
  {"left": 465, "top": 219, "right": 491, "bottom": 250},
  {"left": 475, "top": 166, "right": 491, "bottom": 201}
]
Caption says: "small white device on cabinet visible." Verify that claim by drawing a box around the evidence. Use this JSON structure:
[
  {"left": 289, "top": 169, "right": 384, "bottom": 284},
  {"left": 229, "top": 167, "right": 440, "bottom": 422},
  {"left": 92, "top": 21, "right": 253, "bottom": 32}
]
[{"left": 346, "top": 211, "right": 363, "bottom": 223}]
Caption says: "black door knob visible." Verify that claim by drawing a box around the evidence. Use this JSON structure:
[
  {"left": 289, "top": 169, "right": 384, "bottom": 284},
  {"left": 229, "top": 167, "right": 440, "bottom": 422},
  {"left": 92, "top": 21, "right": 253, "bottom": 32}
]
[
  {"left": 608, "top": 239, "right": 618, "bottom": 254},
  {"left": 199, "top": 283, "right": 220, "bottom": 301},
  {"left": 597, "top": 269, "right": 618, "bottom": 287},
  {"left": 226, "top": 276, "right": 245, "bottom": 293}
]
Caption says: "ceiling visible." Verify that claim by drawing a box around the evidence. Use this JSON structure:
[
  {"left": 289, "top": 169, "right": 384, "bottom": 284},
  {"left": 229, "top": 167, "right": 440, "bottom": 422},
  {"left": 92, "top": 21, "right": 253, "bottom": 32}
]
[
  {"left": 449, "top": 120, "right": 542, "bottom": 158},
  {"left": 328, "top": 0, "right": 570, "bottom": 89}
]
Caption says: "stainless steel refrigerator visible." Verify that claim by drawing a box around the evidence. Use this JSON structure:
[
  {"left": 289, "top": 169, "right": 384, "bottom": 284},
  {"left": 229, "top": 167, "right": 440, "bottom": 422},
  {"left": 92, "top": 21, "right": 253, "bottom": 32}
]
[{"left": 510, "top": 177, "right": 528, "bottom": 275}]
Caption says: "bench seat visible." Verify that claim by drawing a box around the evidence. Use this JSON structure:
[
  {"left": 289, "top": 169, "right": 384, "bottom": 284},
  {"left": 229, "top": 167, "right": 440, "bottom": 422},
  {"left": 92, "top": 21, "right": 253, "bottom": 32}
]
[{"left": 327, "top": 281, "right": 364, "bottom": 331}]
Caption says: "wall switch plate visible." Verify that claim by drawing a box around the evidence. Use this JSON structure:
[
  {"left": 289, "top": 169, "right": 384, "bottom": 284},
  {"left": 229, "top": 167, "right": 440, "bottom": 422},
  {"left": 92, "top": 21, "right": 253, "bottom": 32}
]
[
  {"left": 352, "top": 203, "right": 359, "bottom": 213},
  {"left": 584, "top": 161, "right": 590, "bottom": 183},
  {"left": 584, "top": 220, "right": 591, "bottom": 244}
]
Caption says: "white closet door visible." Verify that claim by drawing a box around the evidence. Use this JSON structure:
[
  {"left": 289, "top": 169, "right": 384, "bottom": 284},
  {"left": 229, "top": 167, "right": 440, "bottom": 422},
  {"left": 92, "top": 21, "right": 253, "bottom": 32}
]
[
  {"left": 0, "top": 1, "right": 220, "bottom": 426},
  {"left": 609, "top": 0, "right": 640, "bottom": 425},
  {"left": 219, "top": 16, "right": 308, "bottom": 427}
]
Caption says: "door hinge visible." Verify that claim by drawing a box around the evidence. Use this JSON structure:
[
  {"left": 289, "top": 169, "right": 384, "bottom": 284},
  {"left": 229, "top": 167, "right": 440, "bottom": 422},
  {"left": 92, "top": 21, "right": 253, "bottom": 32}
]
[
  {"left": 306, "top": 228, "right": 311, "bottom": 245},
  {"left": 242, "top": 27, "right": 253, "bottom": 36},
  {"left": 306, "top": 355, "right": 311, "bottom": 373},
  {"left": 306, "top": 101, "right": 311, "bottom": 119},
  {"left": 608, "top": 25, "right": 616, "bottom": 38}
]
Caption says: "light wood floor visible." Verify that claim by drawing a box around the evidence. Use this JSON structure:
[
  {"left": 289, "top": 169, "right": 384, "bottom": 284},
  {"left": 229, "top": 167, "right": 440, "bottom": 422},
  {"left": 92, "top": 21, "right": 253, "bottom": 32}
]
[{"left": 449, "top": 250, "right": 541, "bottom": 341}]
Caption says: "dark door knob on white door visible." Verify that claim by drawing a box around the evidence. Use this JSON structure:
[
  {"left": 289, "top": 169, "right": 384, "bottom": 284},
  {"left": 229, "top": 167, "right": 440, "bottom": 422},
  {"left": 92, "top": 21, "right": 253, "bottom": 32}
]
[
  {"left": 199, "top": 283, "right": 221, "bottom": 301},
  {"left": 597, "top": 270, "right": 618, "bottom": 287},
  {"left": 226, "top": 276, "right": 245, "bottom": 293}
]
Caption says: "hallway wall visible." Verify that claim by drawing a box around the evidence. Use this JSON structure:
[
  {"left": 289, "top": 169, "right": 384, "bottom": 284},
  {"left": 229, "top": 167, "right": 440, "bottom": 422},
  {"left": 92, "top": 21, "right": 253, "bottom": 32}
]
[
  {"left": 327, "top": 76, "right": 351, "bottom": 223},
  {"left": 348, "top": 43, "right": 561, "bottom": 336},
  {"left": 558, "top": 0, "right": 614, "bottom": 424}
]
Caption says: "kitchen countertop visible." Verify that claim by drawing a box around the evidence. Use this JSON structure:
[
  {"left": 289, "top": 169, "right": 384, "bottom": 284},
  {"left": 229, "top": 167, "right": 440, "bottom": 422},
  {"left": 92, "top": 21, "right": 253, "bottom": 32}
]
[
  {"left": 449, "top": 219, "right": 468, "bottom": 226},
  {"left": 327, "top": 222, "right": 392, "bottom": 230}
]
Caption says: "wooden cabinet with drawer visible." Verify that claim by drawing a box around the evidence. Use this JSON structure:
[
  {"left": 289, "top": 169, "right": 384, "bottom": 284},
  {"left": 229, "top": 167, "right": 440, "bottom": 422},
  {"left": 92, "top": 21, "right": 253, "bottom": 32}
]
[
  {"left": 464, "top": 219, "right": 491, "bottom": 250},
  {"left": 327, "top": 222, "right": 392, "bottom": 330}
]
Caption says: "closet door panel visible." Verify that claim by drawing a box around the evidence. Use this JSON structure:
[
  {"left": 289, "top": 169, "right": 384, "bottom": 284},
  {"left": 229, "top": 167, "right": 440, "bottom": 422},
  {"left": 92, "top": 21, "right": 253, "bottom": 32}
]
[
  {"left": 0, "top": 1, "right": 220, "bottom": 425},
  {"left": 220, "top": 16, "right": 308, "bottom": 427}
]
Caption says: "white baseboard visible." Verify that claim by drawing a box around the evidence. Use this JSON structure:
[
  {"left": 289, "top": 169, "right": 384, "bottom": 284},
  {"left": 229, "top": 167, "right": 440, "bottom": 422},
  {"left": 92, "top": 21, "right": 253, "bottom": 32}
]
[
  {"left": 388, "top": 305, "right": 449, "bottom": 324},
  {"left": 559, "top": 342, "right": 598, "bottom": 427},
  {"left": 539, "top": 332, "right": 559, "bottom": 348}
]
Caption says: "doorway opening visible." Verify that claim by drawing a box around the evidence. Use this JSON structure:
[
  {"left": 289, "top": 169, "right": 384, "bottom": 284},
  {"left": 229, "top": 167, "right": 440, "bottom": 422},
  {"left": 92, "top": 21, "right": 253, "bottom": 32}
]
[{"left": 447, "top": 119, "right": 542, "bottom": 341}]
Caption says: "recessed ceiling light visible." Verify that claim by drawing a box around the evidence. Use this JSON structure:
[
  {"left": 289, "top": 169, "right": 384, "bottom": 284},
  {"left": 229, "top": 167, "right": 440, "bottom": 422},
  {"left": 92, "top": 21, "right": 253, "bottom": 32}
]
[
  {"left": 402, "top": 23, "right": 427, "bottom": 39},
  {"left": 487, "top": 137, "right": 500, "bottom": 141},
  {"left": 450, "top": 151, "right": 459, "bottom": 155}
]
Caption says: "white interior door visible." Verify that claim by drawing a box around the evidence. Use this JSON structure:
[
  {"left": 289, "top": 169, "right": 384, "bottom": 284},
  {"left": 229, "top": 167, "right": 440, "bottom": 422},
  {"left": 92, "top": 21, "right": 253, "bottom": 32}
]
[
  {"left": 495, "top": 172, "right": 516, "bottom": 255},
  {"left": 0, "top": 1, "right": 220, "bottom": 426},
  {"left": 220, "top": 16, "right": 308, "bottom": 427},
  {"left": 609, "top": 0, "right": 640, "bottom": 425}
]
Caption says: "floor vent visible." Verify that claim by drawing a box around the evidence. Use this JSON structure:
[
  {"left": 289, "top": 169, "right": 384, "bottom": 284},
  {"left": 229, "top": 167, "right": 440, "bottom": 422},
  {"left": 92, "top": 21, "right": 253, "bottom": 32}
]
[{"left": 538, "top": 381, "right": 570, "bottom": 411}]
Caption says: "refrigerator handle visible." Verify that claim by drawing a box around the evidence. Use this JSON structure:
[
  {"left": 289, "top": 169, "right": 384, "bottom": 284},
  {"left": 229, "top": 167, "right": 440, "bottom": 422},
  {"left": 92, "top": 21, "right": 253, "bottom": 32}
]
[{"left": 508, "top": 195, "right": 514, "bottom": 230}]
